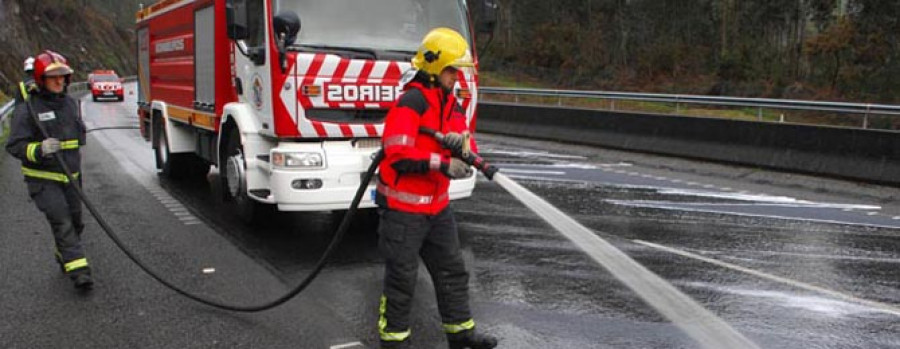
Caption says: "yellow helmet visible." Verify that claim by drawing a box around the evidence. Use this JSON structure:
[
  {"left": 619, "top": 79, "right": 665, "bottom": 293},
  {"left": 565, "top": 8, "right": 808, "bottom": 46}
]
[{"left": 411, "top": 28, "right": 474, "bottom": 76}]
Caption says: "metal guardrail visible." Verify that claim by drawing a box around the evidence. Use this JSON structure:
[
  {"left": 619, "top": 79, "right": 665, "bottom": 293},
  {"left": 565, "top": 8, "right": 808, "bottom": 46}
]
[
  {"left": 0, "top": 100, "right": 15, "bottom": 137},
  {"left": 479, "top": 87, "right": 900, "bottom": 129}
]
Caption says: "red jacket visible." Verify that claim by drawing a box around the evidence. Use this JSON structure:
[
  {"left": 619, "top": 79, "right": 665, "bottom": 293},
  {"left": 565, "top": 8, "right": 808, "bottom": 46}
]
[{"left": 377, "top": 78, "right": 476, "bottom": 215}]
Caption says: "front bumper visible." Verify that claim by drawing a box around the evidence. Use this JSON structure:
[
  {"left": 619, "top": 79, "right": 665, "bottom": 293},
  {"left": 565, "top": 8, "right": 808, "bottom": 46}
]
[{"left": 266, "top": 141, "right": 476, "bottom": 211}]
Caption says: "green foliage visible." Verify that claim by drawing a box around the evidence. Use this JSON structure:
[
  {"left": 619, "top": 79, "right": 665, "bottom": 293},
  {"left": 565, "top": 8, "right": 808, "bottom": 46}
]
[{"left": 476, "top": 0, "right": 900, "bottom": 103}]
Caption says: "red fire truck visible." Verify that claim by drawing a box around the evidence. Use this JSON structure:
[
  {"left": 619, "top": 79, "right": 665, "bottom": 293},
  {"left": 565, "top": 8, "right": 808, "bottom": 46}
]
[{"left": 135, "top": 0, "right": 496, "bottom": 221}]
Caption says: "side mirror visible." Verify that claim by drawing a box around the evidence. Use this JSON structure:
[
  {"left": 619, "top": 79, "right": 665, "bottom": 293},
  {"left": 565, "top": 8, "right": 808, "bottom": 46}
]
[
  {"left": 273, "top": 11, "right": 301, "bottom": 47},
  {"left": 273, "top": 11, "right": 301, "bottom": 73},
  {"left": 225, "top": 0, "right": 248, "bottom": 40},
  {"left": 477, "top": 0, "right": 499, "bottom": 34}
]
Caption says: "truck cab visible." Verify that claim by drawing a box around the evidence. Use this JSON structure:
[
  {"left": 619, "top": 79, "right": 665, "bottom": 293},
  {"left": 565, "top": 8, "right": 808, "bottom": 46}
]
[{"left": 136, "top": 0, "right": 496, "bottom": 222}]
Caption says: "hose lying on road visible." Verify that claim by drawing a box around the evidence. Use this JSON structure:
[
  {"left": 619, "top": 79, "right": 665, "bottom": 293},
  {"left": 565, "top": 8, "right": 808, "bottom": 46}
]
[
  {"left": 28, "top": 97, "right": 382, "bottom": 312},
  {"left": 86, "top": 126, "right": 142, "bottom": 133}
]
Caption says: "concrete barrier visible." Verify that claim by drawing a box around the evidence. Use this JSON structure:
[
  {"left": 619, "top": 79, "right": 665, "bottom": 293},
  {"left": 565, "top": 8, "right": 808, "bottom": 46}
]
[{"left": 477, "top": 102, "right": 900, "bottom": 186}]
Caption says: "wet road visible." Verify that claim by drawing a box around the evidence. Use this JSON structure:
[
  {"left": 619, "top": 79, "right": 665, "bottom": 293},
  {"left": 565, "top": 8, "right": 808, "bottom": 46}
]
[{"left": 2, "top": 85, "right": 899, "bottom": 348}]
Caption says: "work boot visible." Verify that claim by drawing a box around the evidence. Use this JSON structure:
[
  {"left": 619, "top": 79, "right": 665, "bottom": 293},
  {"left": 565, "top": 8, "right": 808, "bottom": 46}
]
[
  {"left": 447, "top": 330, "right": 498, "bottom": 349},
  {"left": 71, "top": 271, "right": 94, "bottom": 290},
  {"left": 379, "top": 340, "right": 410, "bottom": 349}
]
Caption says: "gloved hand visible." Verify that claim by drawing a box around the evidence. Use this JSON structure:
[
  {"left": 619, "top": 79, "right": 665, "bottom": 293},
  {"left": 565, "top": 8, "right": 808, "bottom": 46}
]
[
  {"left": 41, "top": 138, "right": 60, "bottom": 157},
  {"left": 25, "top": 81, "right": 38, "bottom": 94},
  {"left": 441, "top": 158, "right": 473, "bottom": 179},
  {"left": 442, "top": 132, "right": 464, "bottom": 154}
]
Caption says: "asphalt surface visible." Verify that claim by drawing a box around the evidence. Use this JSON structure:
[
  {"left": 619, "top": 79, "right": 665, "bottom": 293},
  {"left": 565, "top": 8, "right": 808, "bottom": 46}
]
[{"left": 1, "top": 86, "right": 898, "bottom": 348}]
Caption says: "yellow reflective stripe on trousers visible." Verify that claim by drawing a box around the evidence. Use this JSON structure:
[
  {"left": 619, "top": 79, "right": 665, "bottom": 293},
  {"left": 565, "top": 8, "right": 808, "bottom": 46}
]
[
  {"left": 26, "top": 142, "right": 40, "bottom": 163},
  {"left": 60, "top": 140, "right": 80, "bottom": 150},
  {"left": 21, "top": 167, "right": 79, "bottom": 183},
  {"left": 379, "top": 295, "right": 411, "bottom": 342},
  {"left": 443, "top": 319, "right": 476, "bottom": 334},
  {"left": 64, "top": 258, "right": 89, "bottom": 272}
]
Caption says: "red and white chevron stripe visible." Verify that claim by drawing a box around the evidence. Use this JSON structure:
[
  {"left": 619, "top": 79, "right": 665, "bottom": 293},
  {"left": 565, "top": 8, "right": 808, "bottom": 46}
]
[{"left": 287, "top": 53, "right": 476, "bottom": 139}]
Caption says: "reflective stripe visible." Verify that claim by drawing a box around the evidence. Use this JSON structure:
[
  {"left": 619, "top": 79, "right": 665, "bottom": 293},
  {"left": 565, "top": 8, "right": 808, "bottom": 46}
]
[
  {"left": 377, "top": 182, "right": 447, "bottom": 206},
  {"left": 21, "top": 167, "right": 79, "bottom": 183},
  {"left": 443, "top": 319, "right": 476, "bottom": 334},
  {"left": 383, "top": 135, "right": 415, "bottom": 148},
  {"left": 60, "top": 139, "right": 80, "bottom": 150},
  {"left": 379, "top": 295, "right": 411, "bottom": 342},
  {"left": 19, "top": 82, "right": 29, "bottom": 101},
  {"left": 429, "top": 153, "right": 441, "bottom": 170},
  {"left": 26, "top": 142, "right": 40, "bottom": 163},
  {"left": 64, "top": 258, "right": 88, "bottom": 273}
]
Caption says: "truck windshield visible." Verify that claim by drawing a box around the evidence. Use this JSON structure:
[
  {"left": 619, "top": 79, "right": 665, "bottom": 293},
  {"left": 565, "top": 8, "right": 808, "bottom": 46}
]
[
  {"left": 92, "top": 75, "right": 120, "bottom": 82},
  {"left": 274, "top": 0, "right": 471, "bottom": 53}
]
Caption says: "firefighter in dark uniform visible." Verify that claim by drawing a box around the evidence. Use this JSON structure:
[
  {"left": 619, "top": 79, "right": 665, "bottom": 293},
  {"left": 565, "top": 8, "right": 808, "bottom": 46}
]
[
  {"left": 15, "top": 56, "right": 37, "bottom": 105},
  {"left": 375, "top": 28, "right": 498, "bottom": 349},
  {"left": 6, "top": 50, "right": 93, "bottom": 290}
]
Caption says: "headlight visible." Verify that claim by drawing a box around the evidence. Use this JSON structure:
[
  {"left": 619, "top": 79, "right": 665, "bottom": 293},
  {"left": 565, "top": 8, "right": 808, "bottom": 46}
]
[{"left": 271, "top": 151, "right": 324, "bottom": 168}]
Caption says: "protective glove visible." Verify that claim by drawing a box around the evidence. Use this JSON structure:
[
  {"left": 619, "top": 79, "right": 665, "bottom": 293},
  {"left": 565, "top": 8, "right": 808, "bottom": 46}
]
[
  {"left": 440, "top": 157, "right": 473, "bottom": 179},
  {"left": 442, "top": 132, "right": 464, "bottom": 155},
  {"left": 25, "top": 81, "right": 38, "bottom": 94},
  {"left": 41, "top": 138, "right": 60, "bottom": 157}
]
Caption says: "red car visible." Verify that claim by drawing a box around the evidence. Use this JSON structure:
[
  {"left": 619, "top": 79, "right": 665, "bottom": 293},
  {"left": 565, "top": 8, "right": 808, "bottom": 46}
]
[{"left": 89, "top": 70, "right": 124, "bottom": 102}]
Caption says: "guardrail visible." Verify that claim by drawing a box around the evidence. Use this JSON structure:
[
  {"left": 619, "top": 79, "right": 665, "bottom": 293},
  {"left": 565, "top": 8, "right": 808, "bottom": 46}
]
[
  {"left": 0, "top": 100, "right": 14, "bottom": 137},
  {"left": 479, "top": 87, "right": 900, "bottom": 130}
]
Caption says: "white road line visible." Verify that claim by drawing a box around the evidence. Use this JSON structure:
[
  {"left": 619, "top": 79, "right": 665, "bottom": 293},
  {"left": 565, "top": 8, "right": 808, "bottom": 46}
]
[
  {"left": 634, "top": 240, "right": 900, "bottom": 317},
  {"left": 609, "top": 201, "right": 900, "bottom": 229},
  {"left": 330, "top": 342, "right": 364, "bottom": 349},
  {"left": 493, "top": 174, "right": 759, "bottom": 349},
  {"left": 499, "top": 168, "right": 566, "bottom": 175}
]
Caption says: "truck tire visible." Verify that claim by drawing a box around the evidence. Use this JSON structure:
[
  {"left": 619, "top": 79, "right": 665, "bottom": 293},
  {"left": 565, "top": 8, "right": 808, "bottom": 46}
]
[
  {"left": 154, "top": 116, "right": 209, "bottom": 181},
  {"left": 222, "top": 127, "right": 272, "bottom": 223}
]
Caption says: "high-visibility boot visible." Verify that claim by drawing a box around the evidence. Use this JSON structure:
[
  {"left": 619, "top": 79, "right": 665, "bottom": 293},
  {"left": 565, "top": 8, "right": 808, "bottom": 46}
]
[{"left": 447, "top": 330, "right": 498, "bottom": 349}]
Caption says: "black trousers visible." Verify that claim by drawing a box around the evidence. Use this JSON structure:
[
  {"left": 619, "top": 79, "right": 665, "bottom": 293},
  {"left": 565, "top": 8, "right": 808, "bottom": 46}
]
[
  {"left": 378, "top": 207, "right": 472, "bottom": 335},
  {"left": 27, "top": 180, "right": 87, "bottom": 274}
]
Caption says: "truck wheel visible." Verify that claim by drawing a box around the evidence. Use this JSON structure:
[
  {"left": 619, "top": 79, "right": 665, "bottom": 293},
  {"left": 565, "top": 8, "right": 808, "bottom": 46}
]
[
  {"left": 92, "top": 96, "right": 98, "bottom": 102},
  {"left": 154, "top": 117, "right": 182, "bottom": 179},
  {"left": 154, "top": 117, "right": 210, "bottom": 181},
  {"left": 222, "top": 128, "right": 272, "bottom": 223}
]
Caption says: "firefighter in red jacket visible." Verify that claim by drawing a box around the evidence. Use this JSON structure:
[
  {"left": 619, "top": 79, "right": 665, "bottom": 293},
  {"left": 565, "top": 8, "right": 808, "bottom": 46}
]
[
  {"left": 375, "top": 28, "right": 498, "bottom": 349},
  {"left": 6, "top": 50, "right": 93, "bottom": 290}
]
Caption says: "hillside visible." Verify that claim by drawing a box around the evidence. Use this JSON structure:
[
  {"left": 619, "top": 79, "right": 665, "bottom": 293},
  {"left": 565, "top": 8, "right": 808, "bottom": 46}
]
[
  {"left": 3, "top": 1, "right": 899, "bottom": 105},
  {"left": 0, "top": 0, "right": 139, "bottom": 95}
]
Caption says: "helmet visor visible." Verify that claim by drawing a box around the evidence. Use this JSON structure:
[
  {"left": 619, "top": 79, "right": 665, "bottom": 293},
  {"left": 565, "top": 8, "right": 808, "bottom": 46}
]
[{"left": 43, "top": 62, "right": 74, "bottom": 77}]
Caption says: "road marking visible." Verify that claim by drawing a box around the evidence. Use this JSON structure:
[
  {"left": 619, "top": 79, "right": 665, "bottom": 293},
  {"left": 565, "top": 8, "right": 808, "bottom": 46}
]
[
  {"left": 499, "top": 168, "right": 566, "bottom": 176},
  {"left": 330, "top": 342, "right": 364, "bottom": 349},
  {"left": 493, "top": 173, "right": 759, "bottom": 349},
  {"left": 87, "top": 117, "right": 205, "bottom": 227},
  {"left": 634, "top": 240, "right": 900, "bottom": 317},
  {"left": 608, "top": 201, "right": 900, "bottom": 229}
]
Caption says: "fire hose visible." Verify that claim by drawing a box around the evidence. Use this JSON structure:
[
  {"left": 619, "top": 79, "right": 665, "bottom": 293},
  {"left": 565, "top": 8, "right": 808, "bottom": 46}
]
[
  {"left": 25, "top": 96, "right": 497, "bottom": 312},
  {"left": 27, "top": 98, "right": 759, "bottom": 348}
]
